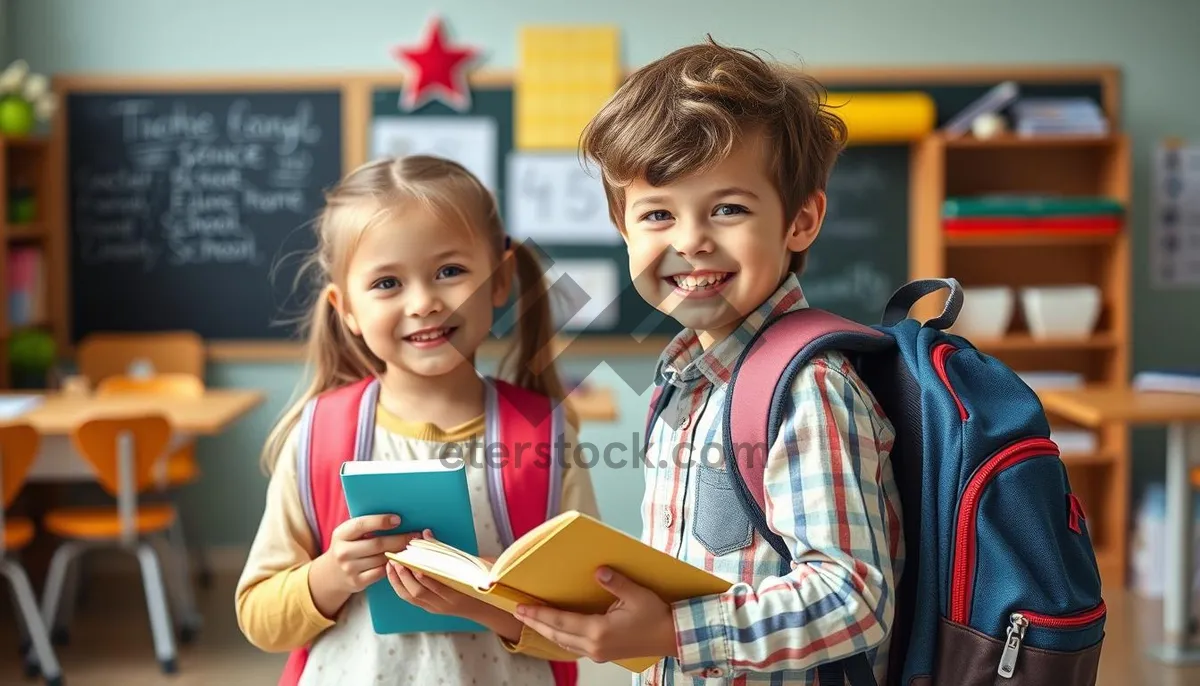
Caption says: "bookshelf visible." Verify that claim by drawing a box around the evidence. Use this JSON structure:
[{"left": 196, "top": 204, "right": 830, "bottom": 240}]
[
  {"left": 909, "top": 130, "right": 1132, "bottom": 588},
  {"left": 0, "top": 134, "right": 63, "bottom": 389}
]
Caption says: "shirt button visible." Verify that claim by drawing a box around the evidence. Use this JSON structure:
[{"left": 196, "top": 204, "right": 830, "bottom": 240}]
[
  {"left": 662, "top": 506, "right": 673, "bottom": 528},
  {"left": 679, "top": 415, "right": 691, "bottom": 430},
  {"left": 703, "top": 667, "right": 723, "bottom": 678}
]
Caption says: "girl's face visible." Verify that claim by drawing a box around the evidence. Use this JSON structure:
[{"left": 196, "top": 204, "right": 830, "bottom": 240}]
[{"left": 332, "top": 204, "right": 512, "bottom": 381}]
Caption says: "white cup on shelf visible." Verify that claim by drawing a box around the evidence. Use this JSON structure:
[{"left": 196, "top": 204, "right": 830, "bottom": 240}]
[
  {"left": 1019, "top": 285, "right": 1102, "bottom": 339},
  {"left": 951, "top": 286, "right": 1015, "bottom": 339}
]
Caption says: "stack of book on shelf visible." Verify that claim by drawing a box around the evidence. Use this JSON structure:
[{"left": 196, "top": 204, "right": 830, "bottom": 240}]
[
  {"left": 1132, "top": 370, "right": 1200, "bottom": 395},
  {"left": 6, "top": 245, "right": 45, "bottom": 327},
  {"left": 1012, "top": 97, "right": 1108, "bottom": 137},
  {"left": 943, "top": 195, "right": 1124, "bottom": 238}
]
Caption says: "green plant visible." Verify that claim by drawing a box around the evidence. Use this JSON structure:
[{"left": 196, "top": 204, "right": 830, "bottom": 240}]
[{"left": 0, "top": 60, "right": 56, "bottom": 135}]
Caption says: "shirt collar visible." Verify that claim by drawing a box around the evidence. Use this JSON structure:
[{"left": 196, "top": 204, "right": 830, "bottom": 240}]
[{"left": 654, "top": 272, "right": 810, "bottom": 388}]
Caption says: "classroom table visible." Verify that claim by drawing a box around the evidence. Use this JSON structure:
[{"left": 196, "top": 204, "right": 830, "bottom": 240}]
[
  {"left": 567, "top": 386, "right": 619, "bottom": 423},
  {"left": 1039, "top": 386, "right": 1200, "bottom": 664},
  {"left": 0, "top": 389, "right": 265, "bottom": 482}
]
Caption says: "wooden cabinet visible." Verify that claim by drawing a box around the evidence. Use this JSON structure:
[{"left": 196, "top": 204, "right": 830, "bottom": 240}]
[
  {"left": 909, "top": 131, "right": 1132, "bottom": 587},
  {"left": 0, "top": 135, "right": 64, "bottom": 389}
]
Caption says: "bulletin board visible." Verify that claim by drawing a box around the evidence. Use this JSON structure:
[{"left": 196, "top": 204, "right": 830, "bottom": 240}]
[{"left": 53, "top": 63, "right": 1119, "bottom": 359}]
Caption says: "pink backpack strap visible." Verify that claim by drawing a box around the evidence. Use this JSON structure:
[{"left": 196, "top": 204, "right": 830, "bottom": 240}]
[
  {"left": 724, "top": 308, "right": 890, "bottom": 559},
  {"left": 485, "top": 378, "right": 577, "bottom": 686},
  {"left": 279, "top": 376, "right": 378, "bottom": 686},
  {"left": 725, "top": 309, "right": 892, "bottom": 686}
]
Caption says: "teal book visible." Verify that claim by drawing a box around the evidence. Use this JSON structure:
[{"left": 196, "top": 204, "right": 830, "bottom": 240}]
[
  {"left": 943, "top": 195, "right": 1125, "bottom": 218},
  {"left": 340, "top": 459, "right": 485, "bottom": 635}
]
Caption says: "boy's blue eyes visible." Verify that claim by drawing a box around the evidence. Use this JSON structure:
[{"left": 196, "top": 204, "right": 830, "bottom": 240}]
[{"left": 641, "top": 204, "right": 749, "bottom": 222}]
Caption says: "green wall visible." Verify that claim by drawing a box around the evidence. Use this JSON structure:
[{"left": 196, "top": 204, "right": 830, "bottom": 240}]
[{"left": 11, "top": 0, "right": 1200, "bottom": 549}]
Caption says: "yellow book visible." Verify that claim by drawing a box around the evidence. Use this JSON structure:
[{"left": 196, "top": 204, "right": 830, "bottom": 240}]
[{"left": 385, "top": 509, "right": 732, "bottom": 673}]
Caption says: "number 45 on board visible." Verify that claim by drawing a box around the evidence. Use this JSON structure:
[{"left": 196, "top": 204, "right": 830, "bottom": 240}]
[{"left": 507, "top": 152, "right": 621, "bottom": 244}]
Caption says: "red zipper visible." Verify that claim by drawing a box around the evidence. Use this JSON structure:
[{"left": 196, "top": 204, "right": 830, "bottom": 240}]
[
  {"left": 1068, "top": 493, "right": 1086, "bottom": 534},
  {"left": 950, "top": 437, "right": 1060, "bottom": 624},
  {"left": 932, "top": 343, "right": 968, "bottom": 420},
  {"left": 1018, "top": 601, "right": 1107, "bottom": 630}
]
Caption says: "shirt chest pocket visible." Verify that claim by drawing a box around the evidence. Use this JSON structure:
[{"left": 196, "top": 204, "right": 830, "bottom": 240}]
[{"left": 691, "top": 462, "right": 754, "bottom": 557}]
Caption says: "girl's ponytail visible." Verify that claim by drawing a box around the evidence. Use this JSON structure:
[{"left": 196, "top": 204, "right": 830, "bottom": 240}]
[
  {"left": 259, "top": 283, "right": 382, "bottom": 474},
  {"left": 499, "top": 240, "right": 565, "bottom": 403}
]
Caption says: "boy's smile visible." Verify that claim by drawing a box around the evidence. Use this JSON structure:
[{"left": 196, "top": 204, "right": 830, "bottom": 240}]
[{"left": 619, "top": 128, "right": 825, "bottom": 348}]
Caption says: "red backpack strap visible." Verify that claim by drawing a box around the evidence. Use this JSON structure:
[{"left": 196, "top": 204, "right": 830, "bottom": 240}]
[
  {"left": 297, "top": 375, "right": 379, "bottom": 551},
  {"left": 485, "top": 378, "right": 577, "bottom": 686},
  {"left": 724, "top": 308, "right": 891, "bottom": 560},
  {"left": 280, "top": 376, "right": 377, "bottom": 686},
  {"left": 486, "top": 378, "right": 562, "bottom": 544}
]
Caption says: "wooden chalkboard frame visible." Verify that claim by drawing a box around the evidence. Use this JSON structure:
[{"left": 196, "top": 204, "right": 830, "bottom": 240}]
[{"left": 49, "top": 65, "right": 1121, "bottom": 361}]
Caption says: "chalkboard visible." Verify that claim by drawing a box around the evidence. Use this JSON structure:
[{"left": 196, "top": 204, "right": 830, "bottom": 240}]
[{"left": 67, "top": 89, "right": 342, "bottom": 341}]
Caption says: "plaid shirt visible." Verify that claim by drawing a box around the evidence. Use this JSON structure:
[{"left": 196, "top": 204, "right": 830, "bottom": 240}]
[{"left": 636, "top": 273, "right": 904, "bottom": 685}]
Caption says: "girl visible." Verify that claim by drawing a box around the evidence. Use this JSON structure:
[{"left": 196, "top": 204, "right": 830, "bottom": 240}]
[{"left": 236, "top": 155, "right": 599, "bottom": 686}]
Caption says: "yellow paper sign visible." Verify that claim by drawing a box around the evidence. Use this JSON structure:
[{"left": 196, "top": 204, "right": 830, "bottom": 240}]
[{"left": 516, "top": 26, "right": 621, "bottom": 150}]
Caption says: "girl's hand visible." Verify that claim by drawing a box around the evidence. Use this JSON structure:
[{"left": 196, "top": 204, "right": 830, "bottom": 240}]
[
  {"left": 309, "top": 514, "right": 426, "bottom": 618},
  {"left": 386, "top": 533, "right": 523, "bottom": 641}
]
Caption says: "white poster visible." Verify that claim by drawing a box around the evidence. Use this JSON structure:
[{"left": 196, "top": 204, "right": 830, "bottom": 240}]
[
  {"left": 544, "top": 258, "right": 620, "bottom": 331},
  {"left": 1152, "top": 142, "right": 1200, "bottom": 289},
  {"left": 370, "top": 116, "right": 498, "bottom": 191},
  {"left": 506, "top": 152, "right": 621, "bottom": 244}
]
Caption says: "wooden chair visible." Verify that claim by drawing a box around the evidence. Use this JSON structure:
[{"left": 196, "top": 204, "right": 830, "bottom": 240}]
[
  {"left": 40, "top": 415, "right": 199, "bottom": 674},
  {"left": 0, "top": 424, "right": 62, "bottom": 686},
  {"left": 75, "top": 331, "right": 205, "bottom": 385}
]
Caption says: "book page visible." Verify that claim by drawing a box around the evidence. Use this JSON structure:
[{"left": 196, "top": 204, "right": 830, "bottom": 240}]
[{"left": 388, "top": 540, "right": 492, "bottom": 589}]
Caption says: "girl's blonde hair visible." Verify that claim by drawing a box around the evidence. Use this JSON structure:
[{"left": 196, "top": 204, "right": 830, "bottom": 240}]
[{"left": 260, "top": 155, "right": 564, "bottom": 473}]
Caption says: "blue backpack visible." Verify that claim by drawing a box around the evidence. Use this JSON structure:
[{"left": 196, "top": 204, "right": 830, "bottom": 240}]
[{"left": 646, "top": 278, "right": 1106, "bottom": 685}]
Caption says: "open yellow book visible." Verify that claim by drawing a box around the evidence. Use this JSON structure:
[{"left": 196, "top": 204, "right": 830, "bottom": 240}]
[{"left": 384, "top": 509, "right": 732, "bottom": 673}]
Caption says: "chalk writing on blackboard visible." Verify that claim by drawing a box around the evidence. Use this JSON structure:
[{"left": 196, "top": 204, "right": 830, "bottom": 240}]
[
  {"left": 72, "top": 97, "right": 324, "bottom": 271},
  {"left": 67, "top": 89, "right": 342, "bottom": 341}
]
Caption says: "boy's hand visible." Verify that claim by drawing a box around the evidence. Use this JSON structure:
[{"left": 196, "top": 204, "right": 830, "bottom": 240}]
[{"left": 514, "top": 567, "right": 679, "bottom": 663}]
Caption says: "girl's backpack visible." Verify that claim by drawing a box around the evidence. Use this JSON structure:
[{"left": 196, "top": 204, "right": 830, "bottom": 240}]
[
  {"left": 278, "top": 375, "right": 578, "bottom": 686},
  {"left": 645, "top": 278, "right": 1105, "bottom": 686}
]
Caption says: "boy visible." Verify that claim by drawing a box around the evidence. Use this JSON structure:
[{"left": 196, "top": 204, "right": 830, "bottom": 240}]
[{"left": 513, "top": 38, "right": 904, "bottom": 684}]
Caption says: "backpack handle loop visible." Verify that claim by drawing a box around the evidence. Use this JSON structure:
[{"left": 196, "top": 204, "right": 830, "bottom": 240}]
[{"left": 881, "top": 278, "right": 963, "bottom": 330}]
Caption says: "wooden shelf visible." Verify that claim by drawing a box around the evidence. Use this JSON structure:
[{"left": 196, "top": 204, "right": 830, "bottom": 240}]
[
  {"left": 0, "top": 133, "right": 60, "bottom": 389},
  {"left": 940, "top": 133, "right": 1121, "bottom": 149},
  {"left": 1059, "top": 450, "right": 1119, "bottom": 466},
  {"left": 972, "top": 333, "right": 1118, "bottom": 352},
  {"left": 5, "top": 224, "right": 45, "bottom": 242}
]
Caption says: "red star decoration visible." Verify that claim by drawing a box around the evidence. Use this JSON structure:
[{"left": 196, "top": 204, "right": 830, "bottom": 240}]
[{"left": 391, "top": 17, "right": 479, "bottom": 113}]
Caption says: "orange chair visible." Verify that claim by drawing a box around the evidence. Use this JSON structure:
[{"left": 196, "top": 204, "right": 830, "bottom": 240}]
[
  {"left": 40, "top": 415, "right": 199, "bottom": 674},
  {"left": 0, "top": 424, "right": 62, "bottom": 685},
  {"left": 96, "top": 373, "right": 205, "bottom": 488}
]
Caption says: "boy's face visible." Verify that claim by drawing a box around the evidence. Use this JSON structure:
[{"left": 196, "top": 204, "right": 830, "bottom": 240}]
[{"left": 618, "top": 129, "right": 825, "bottom": 349}]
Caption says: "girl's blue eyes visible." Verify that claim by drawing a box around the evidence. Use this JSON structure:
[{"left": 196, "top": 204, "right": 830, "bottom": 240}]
[{"left": 371, "top": 266, "right": 466, "bottom": 290}]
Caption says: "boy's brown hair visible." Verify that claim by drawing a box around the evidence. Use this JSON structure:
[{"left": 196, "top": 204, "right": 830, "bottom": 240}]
[{"left": 580, "top": 36, "right": 848, "bottom": 274}]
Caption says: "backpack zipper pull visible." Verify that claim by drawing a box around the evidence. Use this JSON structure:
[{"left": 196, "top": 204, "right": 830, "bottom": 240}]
[{"left": 998, "top": 613, "right": 1029, "bottom": 678}]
